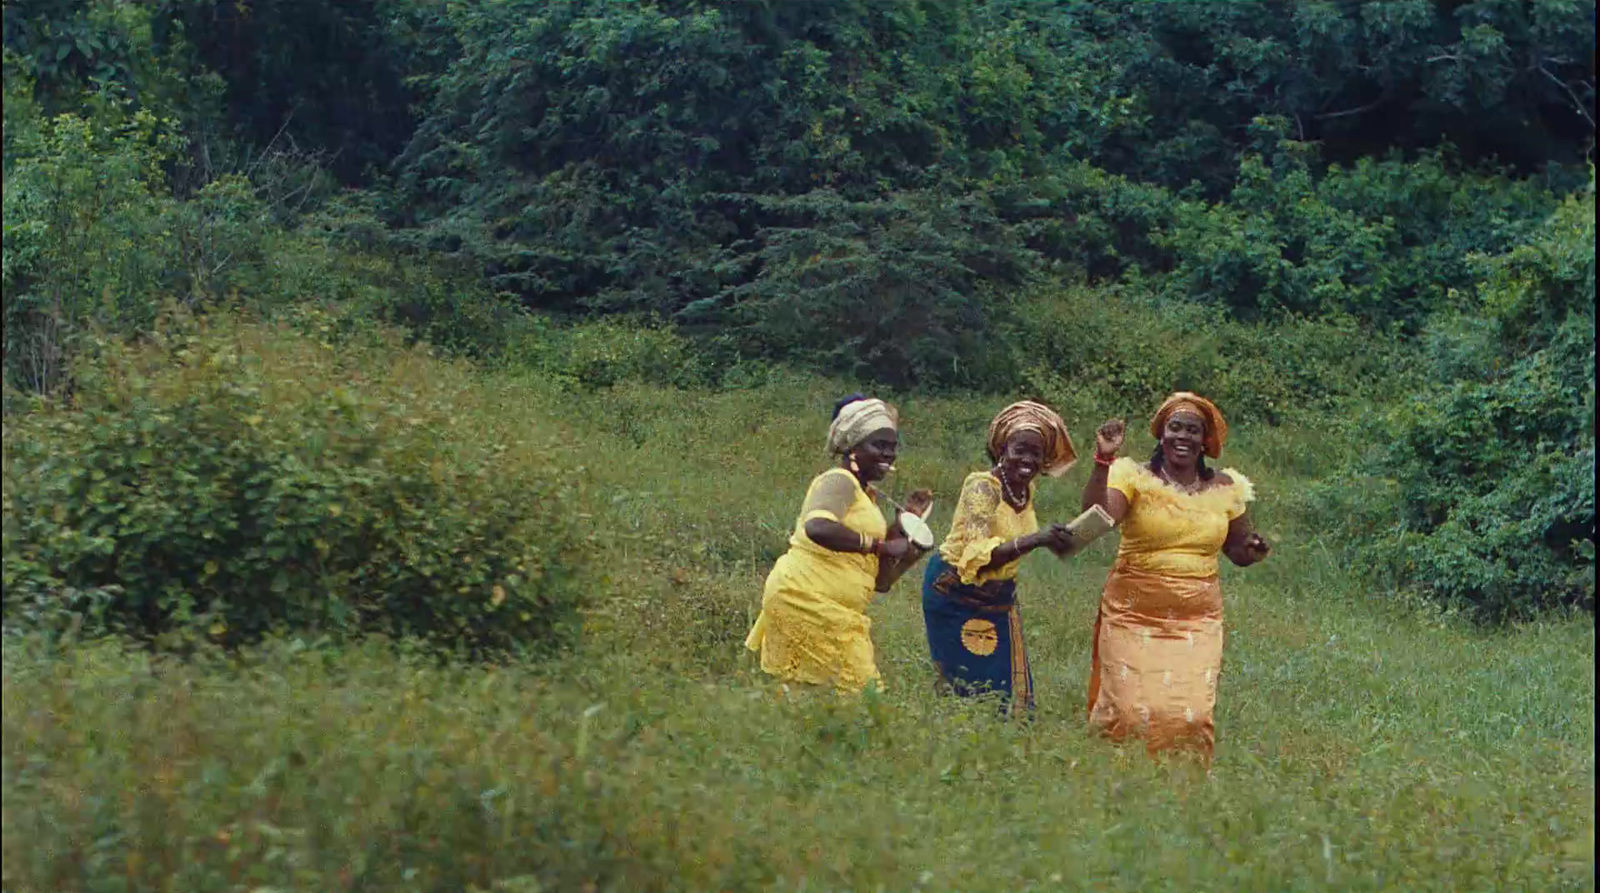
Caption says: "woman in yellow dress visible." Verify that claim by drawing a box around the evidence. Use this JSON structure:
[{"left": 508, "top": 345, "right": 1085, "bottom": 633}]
[
  {"left": 1080, "top": 392, "right": 1271, "bottom": 761},
  {"left": 921, "top": 401, "right": 1077, "bottom": 715},
  {"left": 745, "top": 395, "right": 933, "bottom": 692}
]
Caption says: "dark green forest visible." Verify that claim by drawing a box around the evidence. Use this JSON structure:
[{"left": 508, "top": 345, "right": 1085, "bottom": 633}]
[{"left": 3, "top": 0, "right": 1595, "bottom": 632}]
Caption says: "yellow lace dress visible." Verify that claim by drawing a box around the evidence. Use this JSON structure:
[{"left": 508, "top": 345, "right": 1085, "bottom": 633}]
[
  {"left": 1088, "top": 458, "right": 1254, "bottom": 760},
  {"left": 744, "top": 467, "right": 887, "bottom": 692},
  {"left": 938, "top": 472, "right": 1039, "bottom": 586},
  {"left": 920, "top": 471, "right": 1040, "bottom": 712}
]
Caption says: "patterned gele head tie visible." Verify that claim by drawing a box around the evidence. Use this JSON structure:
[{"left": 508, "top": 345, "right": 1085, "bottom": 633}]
[
  {"left": 986, "top": 400, "right": 1078, "bottom": 477},
  {"left": 1150, "top": 392, "right": 1227, "bottom": 458},
  {"left": 827, "top": 397, "right": 898, "bottom": 454}
]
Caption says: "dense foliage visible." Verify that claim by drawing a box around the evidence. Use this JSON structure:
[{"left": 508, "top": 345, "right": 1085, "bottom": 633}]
[
  {"left": 2, "top": 315, "right": 587, "bottom": 656},
  {"left": 2, "top": 0, "right": 1594, "bottom": 629},
  {"left": 389, "top": 0, "right": 1591, "bottom": 375},
  {"left": 6, "top": 0, "right": 1593, "bottom": 389},
  {"left": 1358, "top": 179, "right": 1595, "bottom": 618}
]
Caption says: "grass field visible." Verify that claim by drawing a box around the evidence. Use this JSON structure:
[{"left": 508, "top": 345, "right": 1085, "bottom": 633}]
[{"left": 3, "top": 331, "right": 1594, "bottom": 892}]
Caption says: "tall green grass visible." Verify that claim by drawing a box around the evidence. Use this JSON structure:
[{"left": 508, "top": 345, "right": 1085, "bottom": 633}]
[{"left": 3, "top": 323, "right": 1594, "bottom": 891}]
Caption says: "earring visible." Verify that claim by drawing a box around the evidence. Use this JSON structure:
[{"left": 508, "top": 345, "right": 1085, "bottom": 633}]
[{"left": 848, "top": 453, "right": 860, "bottom": 474}]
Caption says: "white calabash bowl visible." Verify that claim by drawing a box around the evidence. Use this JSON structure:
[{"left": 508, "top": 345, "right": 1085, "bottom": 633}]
[{"left": 899, "top": 511, "right": 935, "bottom": 549}]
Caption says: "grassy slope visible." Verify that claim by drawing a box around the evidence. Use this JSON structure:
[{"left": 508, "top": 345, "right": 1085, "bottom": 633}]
[{"left": 3, "top": 335, "right": 1594, "bottom": 892}]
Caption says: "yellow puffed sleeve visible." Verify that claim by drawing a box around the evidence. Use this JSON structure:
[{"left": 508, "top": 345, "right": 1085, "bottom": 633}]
[
  {"left": 939, "top": 473, "right": 1010, "bottom": 585},
  {"left": 1221, "top": 468, "right": 1255, "bottom": 520},
  {"left": 1107, "top": 456, "right": 1141, "bottom": 501},
  {"left": 800, "top": 468, "right": 860, "bottom": 525}
]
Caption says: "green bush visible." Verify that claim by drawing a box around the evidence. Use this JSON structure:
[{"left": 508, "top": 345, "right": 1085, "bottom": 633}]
[
  {"left": 1374, "top": 344, "right": 1594, "bottom": 619},
  {"left": 1, "top": 89, "right": 184, "bottom": 392},
  {"left": 507, "top": 315, "right": 709, "bottom": 390},
  {"left": 997, "top": 160, "right": 1181, "bottom": 281},
  {"left": 1, "top": 314, "right": 588, "bottom": 657},
  {"left": 1352, "top": 179, "right": 1596, "bottom": 619},
  {"left": 1, "top": 71, "right": 311, "bottom": 393},
  {"left": 1160, "top": 136, "right": 1560, "bottom": 329},
  {"left": 1007, "top": 282, "right": 1414, "bottom": 425},
  {"left": 711, "top": 188, "right": 1032, "bottom": 389},
  {"left": 276, "top": 235, "right": 524, "bottom": 363}
]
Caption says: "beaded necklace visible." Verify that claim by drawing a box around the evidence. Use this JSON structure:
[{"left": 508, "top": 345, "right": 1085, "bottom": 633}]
[
  {"left": 1155, "top": 464, "right": 1206, "bottom": 495},
  {"left": 996, "top": 467, "right": 1030, "bottom": 509}
]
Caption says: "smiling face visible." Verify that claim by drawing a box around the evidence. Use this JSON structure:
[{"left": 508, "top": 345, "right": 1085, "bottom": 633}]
[
  {"left": 999, "top": 429, "right": 1047, "bottom": 489},
  {"left": 851, "top": 427, "right": 899, "bottom": 483},
  {"left": 1160, "top": 410, "right": 1206, "bottom": 472}
]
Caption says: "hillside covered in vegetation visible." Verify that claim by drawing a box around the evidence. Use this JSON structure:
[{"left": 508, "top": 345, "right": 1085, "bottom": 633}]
[
  {"left": 6, "top": 0, "right": 1593, "bottom": 622},
  {"left": 1, "top": 3, "right": 1595, "bottom": 889}
]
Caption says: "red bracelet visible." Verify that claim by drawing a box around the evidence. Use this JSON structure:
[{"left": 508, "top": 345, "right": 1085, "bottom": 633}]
[{"left": 1094, "top": 453, "right": 1116, "bottom": 467}]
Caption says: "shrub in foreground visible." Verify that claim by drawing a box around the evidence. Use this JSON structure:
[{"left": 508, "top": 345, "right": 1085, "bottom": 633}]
[{"left": 1, "top": 314, "right": 586, "bottom": 657}]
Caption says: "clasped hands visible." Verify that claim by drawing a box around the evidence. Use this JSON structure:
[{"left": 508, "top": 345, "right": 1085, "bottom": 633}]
[{"left": 1030, "top": 523, "right": 1075, "bottom": 558}]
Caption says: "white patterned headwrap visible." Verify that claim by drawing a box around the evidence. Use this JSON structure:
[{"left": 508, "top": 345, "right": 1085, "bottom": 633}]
[{"left": 827, "top": 398, "right": 898, "bottom": 455}]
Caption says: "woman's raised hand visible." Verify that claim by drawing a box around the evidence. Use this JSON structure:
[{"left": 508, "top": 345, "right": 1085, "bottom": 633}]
[{"left": 1095, "top": 419, "right": 1126, "bottom": 457}]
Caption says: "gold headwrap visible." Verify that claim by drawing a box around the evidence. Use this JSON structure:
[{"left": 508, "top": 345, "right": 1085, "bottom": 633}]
[
  {"left": 827, "top": 398, "right": 898, "bottom": 454},
  {"left": 1150, "top": 392, "right": 1227, "bottom": 458},
  {"left": 986, "top": 401, "right": 1078, "bottom": 477}
]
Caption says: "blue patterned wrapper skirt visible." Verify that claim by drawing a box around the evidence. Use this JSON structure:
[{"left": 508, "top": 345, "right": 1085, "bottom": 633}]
[{"left": 920, "top": 552, "right": 1033, "bottom": 716}]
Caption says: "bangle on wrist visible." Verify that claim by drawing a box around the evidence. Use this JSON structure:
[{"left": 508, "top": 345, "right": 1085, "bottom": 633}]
[{"left": 1094, "top": 453, "right": 1115, "bottom": 467}]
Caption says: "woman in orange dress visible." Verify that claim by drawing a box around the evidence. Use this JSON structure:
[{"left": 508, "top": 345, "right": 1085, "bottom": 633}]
[{"left": 1079, "top": 392, "right": 1271, "bottom": 761}]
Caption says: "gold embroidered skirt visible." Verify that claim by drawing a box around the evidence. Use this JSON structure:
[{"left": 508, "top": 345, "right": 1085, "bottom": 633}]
[{"left": 1088, "top": 562, "right": 1223, "bottom": 759}]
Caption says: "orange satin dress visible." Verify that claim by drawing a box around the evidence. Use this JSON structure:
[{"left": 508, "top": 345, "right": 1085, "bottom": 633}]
[{"left": 1088, "top": 458, "right": 1254, "bottom": 760}]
